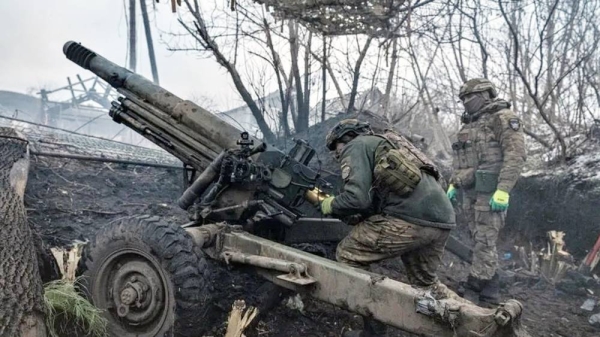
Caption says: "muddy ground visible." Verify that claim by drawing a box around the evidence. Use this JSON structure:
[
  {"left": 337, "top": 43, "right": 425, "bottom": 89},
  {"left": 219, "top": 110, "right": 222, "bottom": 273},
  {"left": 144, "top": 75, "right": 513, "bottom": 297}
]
[{"left": 24, "top": 153, "right": 600, "bottom": 337}]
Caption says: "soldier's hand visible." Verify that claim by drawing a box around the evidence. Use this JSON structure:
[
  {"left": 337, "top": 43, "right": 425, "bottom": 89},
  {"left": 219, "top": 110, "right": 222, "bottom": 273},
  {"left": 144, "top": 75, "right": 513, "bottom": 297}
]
[
  {"left": 446, "top": 184, "right": 457, "bottom": 201},
  {"left": 489, "top": 189, "right": 509, "bottom": 212},
  {"left": 320, "top": 196, "right": 335, "bottom": 215}
]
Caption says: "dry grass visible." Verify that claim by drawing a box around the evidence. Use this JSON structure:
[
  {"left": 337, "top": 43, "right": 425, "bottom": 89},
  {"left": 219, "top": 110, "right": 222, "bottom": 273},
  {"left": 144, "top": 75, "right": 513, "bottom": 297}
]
[{"left": 44, "top": 278, "right": 108, "bottom": 337}]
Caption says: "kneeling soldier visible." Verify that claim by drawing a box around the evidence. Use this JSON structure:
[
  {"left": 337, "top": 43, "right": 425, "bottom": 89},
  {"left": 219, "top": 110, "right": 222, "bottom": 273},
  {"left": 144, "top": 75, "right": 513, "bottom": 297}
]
[{"left": 320, "top": 119, "right": 458, "bottom": 337}]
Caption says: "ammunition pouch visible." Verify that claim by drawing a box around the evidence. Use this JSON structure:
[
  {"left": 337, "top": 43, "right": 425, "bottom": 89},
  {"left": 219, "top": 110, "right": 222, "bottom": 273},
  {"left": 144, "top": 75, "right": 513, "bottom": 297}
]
[
  {"left": 374, "top": 148, "right": 422, "bottom": 196},
  {"left": 475, "top": 170, "right": 499, "bottom": 193},
  {"left": 453, "top": 140, "right": 477, "bottom": 169},
  {"left": 451, "top": 168, "right": 476, "bottom": 189}
]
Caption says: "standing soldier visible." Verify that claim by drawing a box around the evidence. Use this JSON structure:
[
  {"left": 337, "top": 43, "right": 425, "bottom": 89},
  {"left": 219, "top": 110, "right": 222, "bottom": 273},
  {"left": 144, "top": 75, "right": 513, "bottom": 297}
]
[
  {"left": 320, "top": 119, "right": 459, "bottom": 337},
  {"left": 446, "top": 78, "right": 526, "bottom": 306}
]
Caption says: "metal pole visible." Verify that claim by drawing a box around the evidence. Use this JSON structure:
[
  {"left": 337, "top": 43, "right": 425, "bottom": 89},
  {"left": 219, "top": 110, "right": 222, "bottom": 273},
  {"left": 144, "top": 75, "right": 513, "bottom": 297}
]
[
  {"left": 128, "top": 0, "right": 137, "bottom": 71},
  {"left": 139, "top": 0, "right": 159, "bottom": 84},
  {"left": 321, "top": 37, "right": 327, "bottom": 122}
]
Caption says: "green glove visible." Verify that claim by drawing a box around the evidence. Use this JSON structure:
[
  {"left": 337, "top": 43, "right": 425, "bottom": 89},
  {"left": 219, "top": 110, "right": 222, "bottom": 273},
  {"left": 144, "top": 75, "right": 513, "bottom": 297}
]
[
  {"left": 446, "top": 184, "right": 457, "bottom": 201},
  {"left": 320, "top": 196, "right": 335, "bottom": 215},
  {"left": 489, "top": 189, "right": 509, "bottom": 212}
]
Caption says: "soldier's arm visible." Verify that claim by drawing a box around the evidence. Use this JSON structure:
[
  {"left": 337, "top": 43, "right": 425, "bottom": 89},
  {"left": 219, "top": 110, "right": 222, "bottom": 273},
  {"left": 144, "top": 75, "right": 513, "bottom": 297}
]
[
  {"left": 449, "top": 152, "right": 460, "bottom": 186},
  {"left": 494, "top": 111, "right": 526, "bottom": 193},
  {"left": 331, "top": 140, "right": 373, "bottom": 216},
  {"left": 449, "top": 130, "right": 464, "bottom": 187}
]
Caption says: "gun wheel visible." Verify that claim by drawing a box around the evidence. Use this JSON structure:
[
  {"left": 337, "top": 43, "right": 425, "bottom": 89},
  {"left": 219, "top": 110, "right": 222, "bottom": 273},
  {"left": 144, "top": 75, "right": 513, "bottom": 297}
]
[{"left": 76, "top": 215, "right": 210, "bottom": 337}]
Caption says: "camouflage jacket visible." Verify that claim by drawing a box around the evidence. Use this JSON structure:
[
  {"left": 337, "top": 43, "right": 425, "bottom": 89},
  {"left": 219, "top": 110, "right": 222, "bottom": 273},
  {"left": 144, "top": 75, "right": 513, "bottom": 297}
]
[
  {"left": 450, "top": 100, "right": 526, "bottom": 193},
  {"left": 331, "top": 135, "right": 456, "bottom": 229}
]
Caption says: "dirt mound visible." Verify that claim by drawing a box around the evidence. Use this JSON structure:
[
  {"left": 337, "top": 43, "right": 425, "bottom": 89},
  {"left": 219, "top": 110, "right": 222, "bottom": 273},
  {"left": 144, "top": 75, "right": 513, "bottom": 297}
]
[{"left": 506, "top": 144, "right": 600, "bottom": 258}]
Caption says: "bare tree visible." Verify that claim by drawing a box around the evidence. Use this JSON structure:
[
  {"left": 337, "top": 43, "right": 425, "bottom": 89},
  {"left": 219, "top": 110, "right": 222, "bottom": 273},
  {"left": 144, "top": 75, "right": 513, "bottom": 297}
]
[
  {"left": 382, "top": 38, "right": 399, "bottom": 117},
  {"left": 162, "top": 0, "right": 600, "bottom": 159},
  {"left": 321, "top": 37, "right": 328, "bottom": 122},
  {"left": 177, "top": 0, "right": 277, "bottom": 142},
  {"left": 288, "top": 21, "right": 312, "bottom": 133},
  {"left": 455, "top": 0, "right": 490, "bottom": 78},
  {"left": 346, "top": 36, "right": 373, "bottom": 113},
  {"left": 309, "top": 48, "right": 347, "bottom": 111},
  {"left": 498, "top": 0, "right": 600, "bottom": 160}
]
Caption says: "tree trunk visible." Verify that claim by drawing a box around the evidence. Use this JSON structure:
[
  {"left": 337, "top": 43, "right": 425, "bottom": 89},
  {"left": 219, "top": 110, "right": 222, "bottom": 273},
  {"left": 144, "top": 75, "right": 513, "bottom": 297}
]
[
  {"left": 0, "top": 129, "right": 46, "bottom": 337},
  {"left": 128, "top": 0, "right": 137, "bottom": 71},
  {"left": 472, "top": 7, "right": 489, "bottom": 78},
  {"left": 450, "top": 6, "right": 467, "bottom": 83},
  {"left": 289, "top": 22, "right": 307, "bottom": 132},
  {"left": 346, "top": 36, "right": 373, "bottom": 114},
  {"left": 549, "top": 0, "right": 579, "bottom": 122},
  {"left": 263, "top": 18, "right": 291, "bottom": 137},
  {"left": 544, "top": 0, "right": 557, "bottom": 121},
  {"left": 310, "top": 49, "right": 346, "bottom": 110},
  {"left": 299, "top": 31, "right": 312, "bottom": 130},
  {"left": 383, "top": 38, "right": 398, "bottom": 119},
  {"left": 321, "top": 38, "right": 327, "bottom": 122},
  {"left": 140, "top": 0, "right": 159, "bottom": 84}
]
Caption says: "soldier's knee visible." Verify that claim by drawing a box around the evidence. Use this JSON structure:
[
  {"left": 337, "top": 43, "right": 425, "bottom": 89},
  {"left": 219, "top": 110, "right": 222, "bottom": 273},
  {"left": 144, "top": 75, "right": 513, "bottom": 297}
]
[
  {"left": 335, "top": 244, "right": 353, "bottom": 264},
  {"left": 336, "top": 244, "right": 366, "bottom": 269}
]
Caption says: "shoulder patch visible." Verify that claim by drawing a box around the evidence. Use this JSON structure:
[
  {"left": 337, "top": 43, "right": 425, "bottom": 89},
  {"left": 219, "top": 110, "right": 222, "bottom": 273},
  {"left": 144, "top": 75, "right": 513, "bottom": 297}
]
[
  {"left": 341, "top": 165, "right": 351, "bottom": 180},
  {"left": 508, "top": 118, "right": 521, "bottom": 131}
]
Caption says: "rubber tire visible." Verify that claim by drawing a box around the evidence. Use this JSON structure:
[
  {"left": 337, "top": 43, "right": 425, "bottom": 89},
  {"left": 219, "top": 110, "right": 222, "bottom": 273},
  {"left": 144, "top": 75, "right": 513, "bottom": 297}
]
[{"left": 76, "top": 215, "right": 210, "bottom": 337}]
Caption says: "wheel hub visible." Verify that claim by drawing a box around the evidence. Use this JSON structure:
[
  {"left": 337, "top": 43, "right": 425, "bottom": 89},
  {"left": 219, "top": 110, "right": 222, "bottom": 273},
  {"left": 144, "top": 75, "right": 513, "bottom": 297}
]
[
  {"left": 111, "top": 261, "right": 164, "bottom": 324},
  {"left": 120, "top": 285, "right": 139, "bottom": 306},
  {"left": 94, "top": 249, "right": 170, "bottom": 336},
  {"left": 117, "top": 279, "right": 150, "bottom": 317}
]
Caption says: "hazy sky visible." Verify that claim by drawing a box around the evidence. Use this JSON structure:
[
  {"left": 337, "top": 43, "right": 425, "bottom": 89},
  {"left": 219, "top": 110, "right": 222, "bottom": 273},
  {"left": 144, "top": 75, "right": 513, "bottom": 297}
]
[{"left": 0, "top": 0, "right": 242, "bottom": 110}]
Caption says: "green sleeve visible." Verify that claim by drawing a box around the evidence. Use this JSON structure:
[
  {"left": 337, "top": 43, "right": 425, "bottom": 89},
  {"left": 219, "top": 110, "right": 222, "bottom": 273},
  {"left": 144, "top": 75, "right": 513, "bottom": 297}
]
[{"left": 331, "top": 140, "right": 373, "bottom": 216}]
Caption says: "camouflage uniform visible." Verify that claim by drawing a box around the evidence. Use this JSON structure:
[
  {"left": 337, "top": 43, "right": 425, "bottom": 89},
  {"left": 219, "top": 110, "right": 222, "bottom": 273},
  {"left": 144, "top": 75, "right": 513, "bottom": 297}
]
[
  {"left": 322, "top": 121, "right": 458, "bottom": 336},
  {"left": 336, "top": 214, "right": 451, "bottom": 286},
  {"left": 449, "top": 79, "right": 526, "bottom": 303},
  {"left": 323, "top": 120, "right": 462, "bottom": 336},
  {"left": 324, "top": 121, "right": 456, "bottom": 287}
]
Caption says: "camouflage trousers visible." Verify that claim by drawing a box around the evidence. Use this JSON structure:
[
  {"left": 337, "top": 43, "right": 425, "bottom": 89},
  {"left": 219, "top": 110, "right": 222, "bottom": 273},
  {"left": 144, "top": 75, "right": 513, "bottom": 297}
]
[
  {"left": 336, "top": 214, "right": 450, "bottom": 287},
  {"left": 460, "top": 190, "right": 506, "bottom": 280}
]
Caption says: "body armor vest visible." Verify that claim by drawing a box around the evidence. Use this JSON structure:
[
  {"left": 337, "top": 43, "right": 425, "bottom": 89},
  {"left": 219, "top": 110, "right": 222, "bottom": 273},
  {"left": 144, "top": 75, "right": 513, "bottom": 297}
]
[{"left": 373, "top": 129, "right": 440, "bottom": 196}]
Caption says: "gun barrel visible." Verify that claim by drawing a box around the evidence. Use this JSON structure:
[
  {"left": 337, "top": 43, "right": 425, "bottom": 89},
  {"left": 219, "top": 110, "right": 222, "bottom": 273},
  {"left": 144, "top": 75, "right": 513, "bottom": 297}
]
[{"left": 63, "top": 41, "right": 246, "bottom": 169}]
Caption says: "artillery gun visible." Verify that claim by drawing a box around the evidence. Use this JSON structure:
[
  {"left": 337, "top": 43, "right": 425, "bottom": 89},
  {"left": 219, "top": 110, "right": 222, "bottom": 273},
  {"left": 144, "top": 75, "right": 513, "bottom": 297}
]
[{"left": 63, "top": 41, "right": 527, "bottom": 337}]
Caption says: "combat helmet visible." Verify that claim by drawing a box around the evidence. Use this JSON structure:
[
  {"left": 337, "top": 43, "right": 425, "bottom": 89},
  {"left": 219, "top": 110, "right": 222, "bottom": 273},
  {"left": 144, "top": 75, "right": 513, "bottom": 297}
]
[
  {"left": 458, "top": 78, "right": 498, "bottom": 100},
  {"left": 326, "top": 119, "right": 372, "bottom": 150}
]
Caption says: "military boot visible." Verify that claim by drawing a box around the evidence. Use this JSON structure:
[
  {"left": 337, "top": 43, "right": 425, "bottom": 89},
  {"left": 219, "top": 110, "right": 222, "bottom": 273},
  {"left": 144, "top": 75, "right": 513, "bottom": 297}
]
[
  {"left": 342, "top": 317, "right": 387, "bottom": 337},
  {"left": 458, "top": 275, "right": 482, "bottom": 304},
  {"left": 479, "top": 273, "right": 501, "bottom": 307}
]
